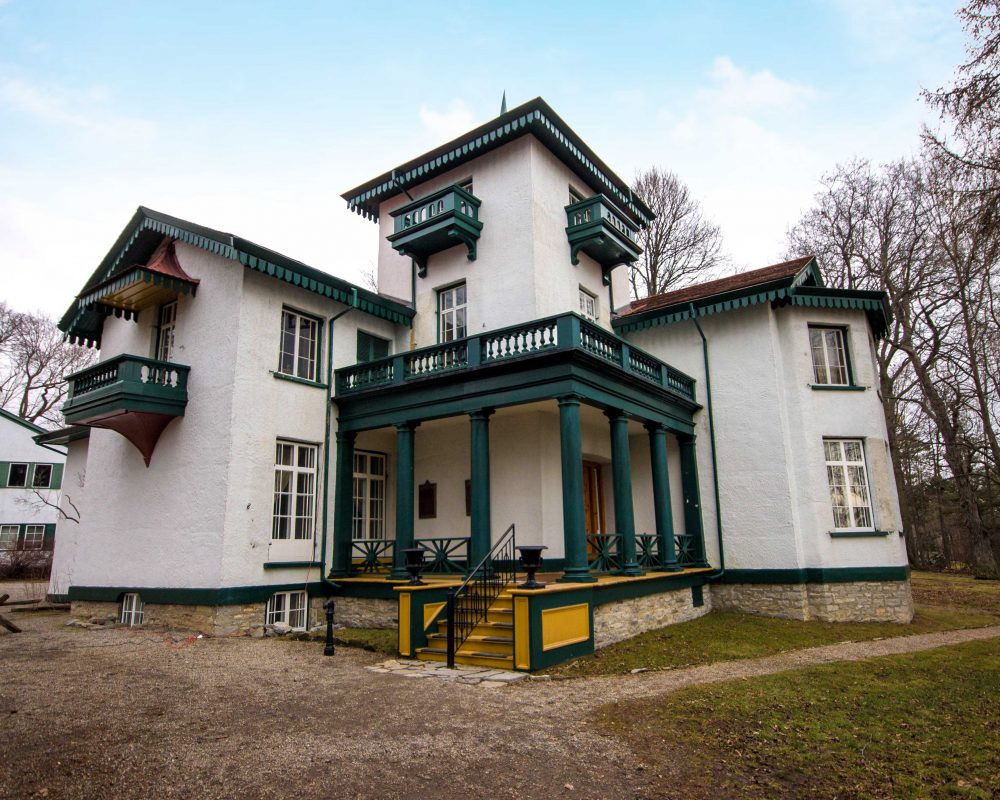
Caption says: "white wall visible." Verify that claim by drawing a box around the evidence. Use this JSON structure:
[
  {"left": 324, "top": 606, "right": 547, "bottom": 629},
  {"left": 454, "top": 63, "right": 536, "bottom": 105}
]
[
  {"left": 47, "top": 438, "right": 86, "bottom": 597},
  {"left": 0, "top": 414, "right": 63, "bottom": 532}
]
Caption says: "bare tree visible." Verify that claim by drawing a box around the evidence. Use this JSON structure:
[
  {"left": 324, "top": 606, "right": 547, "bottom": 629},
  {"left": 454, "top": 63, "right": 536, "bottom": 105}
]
[
  {"left": 0, "top": 304, "right": 95, "bottom": 428},
  {"left": 629, "top": 167, "right": 725, "bottom": 298}
]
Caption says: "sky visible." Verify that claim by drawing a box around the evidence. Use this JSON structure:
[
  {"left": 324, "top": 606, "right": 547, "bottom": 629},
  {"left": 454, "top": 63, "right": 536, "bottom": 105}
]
[{"left": 0, "top": 0, "right": 968, "bottom": 319}]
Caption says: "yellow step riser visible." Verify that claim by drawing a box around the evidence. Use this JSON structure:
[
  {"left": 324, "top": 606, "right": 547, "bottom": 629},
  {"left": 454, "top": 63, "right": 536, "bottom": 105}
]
[
  {"left": 435, "top": 624, "right": 512, "bottom": 640},
  {"left": 415, "top": 649, "right": 514, "bottom": 670},
  {"left": 425, "top": 636, "right": 513, "bottom": 656},
  {"left": 435, "top": 611, "right": 512, "bottom": 629}
]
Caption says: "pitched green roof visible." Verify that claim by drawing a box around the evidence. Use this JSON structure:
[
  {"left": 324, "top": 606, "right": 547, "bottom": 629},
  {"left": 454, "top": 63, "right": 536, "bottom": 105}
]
[
  {"left": 60, "top": 207, "right": 414, "bottom": 347},
  {"left": 341, "top": 97, "right": 654, "bottom": 227}
]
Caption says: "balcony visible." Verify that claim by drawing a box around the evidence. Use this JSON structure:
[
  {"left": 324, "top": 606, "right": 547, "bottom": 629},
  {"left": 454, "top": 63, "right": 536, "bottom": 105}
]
[
  {"left": 565, "top": 195, "right": 642, "bottom": 274},
  {"left": 387, "top": 184, "right": 483, "bottom": 277},
  {"left": 62, "top": 355, "right": 190, "bottom": 465},
  {"left": 336, "top": 313, "right": 694, "bottom": 402}
]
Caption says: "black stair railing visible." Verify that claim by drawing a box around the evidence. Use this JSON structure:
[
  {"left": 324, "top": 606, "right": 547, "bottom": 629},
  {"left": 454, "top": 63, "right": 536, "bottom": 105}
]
[{"left": 446, "top": 524, "right": 516, "bottom": 668}]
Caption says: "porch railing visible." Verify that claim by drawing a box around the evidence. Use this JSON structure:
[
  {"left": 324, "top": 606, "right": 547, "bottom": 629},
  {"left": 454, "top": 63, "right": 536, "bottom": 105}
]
[
  {"left": 350, "top": 538, "right": 395, "bottom": 574},
  {"left": 674, "top": 533, "right": 698, "bottom": 567},
  {"left": 336, "top": 313, "right": 695, "bottom": 402},
  {"left": 587, "top": 532, "right": 622, "bottom": 573},
  {"left": 636, "top": 532, "right": 661, "bottom": 570},
  {"left": 350, "top": 536, "right": 470, "bottom": 575},
  {"left": 446, "top": 523, "right": 516, "bottom": 668}
]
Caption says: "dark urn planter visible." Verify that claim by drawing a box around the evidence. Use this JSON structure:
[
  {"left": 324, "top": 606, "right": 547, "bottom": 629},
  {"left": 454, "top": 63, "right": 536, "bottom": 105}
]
[
  {"left": 517, "top": 545, "right": 547, "bottom": 589},
  {"left": 402, "top": 547, "right": 428, "bottom": 585}
]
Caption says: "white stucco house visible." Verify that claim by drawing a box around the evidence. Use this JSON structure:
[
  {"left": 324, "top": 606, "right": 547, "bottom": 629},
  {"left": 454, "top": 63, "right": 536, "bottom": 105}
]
[
  {"left": 1, "top": 408, "right": 64, "bottom": 573},
  {"left": 41, "top": 98, "right": 911, "bottom": 669}
]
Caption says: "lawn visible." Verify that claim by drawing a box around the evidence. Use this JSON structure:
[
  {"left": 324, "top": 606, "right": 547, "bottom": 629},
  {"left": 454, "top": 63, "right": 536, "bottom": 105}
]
[
  {"left": 544, "top": 570, "right": 1000, "bottom": 677},
  {"left": 599, "top": 638, "right": 1000, "bottom": 799}
]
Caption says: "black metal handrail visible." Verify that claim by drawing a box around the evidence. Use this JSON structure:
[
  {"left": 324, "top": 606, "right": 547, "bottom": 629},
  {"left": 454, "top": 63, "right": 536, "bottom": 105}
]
[{"left": 446, "top": 524, "right": 516, "bottom": 668}]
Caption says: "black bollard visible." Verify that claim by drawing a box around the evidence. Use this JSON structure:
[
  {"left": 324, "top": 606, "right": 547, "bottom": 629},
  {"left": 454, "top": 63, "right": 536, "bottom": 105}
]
[{"left": 323, "top": 597, "right": 336, "bottom": 656}]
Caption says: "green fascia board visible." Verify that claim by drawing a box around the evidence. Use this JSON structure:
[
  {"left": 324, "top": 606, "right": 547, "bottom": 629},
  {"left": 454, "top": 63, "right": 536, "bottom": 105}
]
[
  {"left": 79, "top": 265, "right": 198, "bottom": 307},
  {"left": 67, "top": 582, "right": 328, "bottom": 605},
  {"left": 0, "top": 408, "right": 47, "bottom": 435},
  {"left": 331, "top": 581, "right": 404, "bottom": 600},
  {"left": 262, "top": 560, "right": 324, "bottom": 570},
  {"left": 61, "top": 207, "right": 414, "bottom": 346},
  {"left": 341, "top": 97, "right": 653, "bottom": 228},
  {"left": 590, "top": 571, "right": 708, "bottom": 606},
  {"left": 335, "top": 350, "right": 698, "bottom": 434},
  {"left": 714, "top": 566, "right": 910, "bottom": 584}
]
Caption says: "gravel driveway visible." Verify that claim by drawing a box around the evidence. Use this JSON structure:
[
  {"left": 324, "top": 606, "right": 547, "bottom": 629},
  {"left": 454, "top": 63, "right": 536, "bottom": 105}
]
[{"left": 3, "top": 613, "right": 998, "bottom": 800}]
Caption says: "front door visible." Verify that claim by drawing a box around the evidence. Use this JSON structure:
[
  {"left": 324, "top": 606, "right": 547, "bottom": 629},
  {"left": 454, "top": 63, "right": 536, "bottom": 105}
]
[{"left": 582, "top": 461, "right": 605, "bottom": 556}]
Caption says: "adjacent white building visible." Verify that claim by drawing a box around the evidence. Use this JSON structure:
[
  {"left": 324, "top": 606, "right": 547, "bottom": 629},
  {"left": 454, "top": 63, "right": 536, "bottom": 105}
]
[{"left": 41, "top": 98, "right": 911, "bottom": 668}]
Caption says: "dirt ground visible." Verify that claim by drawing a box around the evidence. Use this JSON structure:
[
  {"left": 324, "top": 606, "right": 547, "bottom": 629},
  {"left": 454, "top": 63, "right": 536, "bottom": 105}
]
[{"left": 3, "top": 612, "right": 999, "bottom": 800}]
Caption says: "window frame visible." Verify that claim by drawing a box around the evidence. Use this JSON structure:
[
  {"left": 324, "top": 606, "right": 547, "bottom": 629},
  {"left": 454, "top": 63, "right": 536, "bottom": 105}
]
[
  {"left": 579, "top": 286, "right": 599, "bottom": 321},
  {"left": 21, "top": 524, "right": 44, "bottom": 550},
  {"left": 823, "top": 438, "right": 876, "bottom": 531},
  {"left": 7, "top": 463, "right": 28, "bottom": 488},
  {"left": 156, "top": 301, "right": 178, "bottom": 363},
  {"left": 809, "top": 325, "right": 854, "bottom": 387},
  {"left": 356, "top": 330, "right": 391, "bottom": 364},
  {"left": 272, "top": 440, "right": 319, "bottom": 541},
  {"left": 31, "top": 464, "right": 53, "bottom": 489},
  {"left": 278, "top": 307, "right": 322, "bottom": 383},
  {"left": 120, "top": 593, "right": 144, "bottom": 627},
  {"left": 437, "top": 282, "right": 468, "bottom": 344},
  {"left": 265, "top": 590, "right": 307, "bottom": 630},
  {"left": 352, "top": 450, "right": 387, "bottom": 540},
  {"left": 0, "top": 525, "right": 18, "bottom": 550}
]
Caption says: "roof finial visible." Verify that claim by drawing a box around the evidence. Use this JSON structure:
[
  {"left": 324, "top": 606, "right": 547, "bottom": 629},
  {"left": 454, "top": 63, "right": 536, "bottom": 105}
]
[{"left": 500, "top": 91, "right": 507, "bottom": 115}]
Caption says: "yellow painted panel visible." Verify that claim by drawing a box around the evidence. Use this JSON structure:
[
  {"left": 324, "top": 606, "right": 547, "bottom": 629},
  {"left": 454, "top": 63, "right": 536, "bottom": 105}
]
[
  {"left": 399, "top": 593, "right": 411, "bottom": 656},
  {"left": 423, "top": 602, "right": 445, "bottom": 630},
  {"left": 514, "top": 596, "right": 530, "bottom": 670},
  {"left": 541, "top": 603, "right": 590, "bottom": 651}
]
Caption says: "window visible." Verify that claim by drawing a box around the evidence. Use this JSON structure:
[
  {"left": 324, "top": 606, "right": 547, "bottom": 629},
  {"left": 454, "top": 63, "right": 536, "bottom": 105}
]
[
  {"left": 156, "top": 301, "right": 177, "bottom": 362},
  {"left": 418, "top": 481, "right": 437, "bottom": 519},
  {"left": 32, "top": 464, "right": 52, "bottom": 489},
  {"left": 120, "top": 593, "right": 144, "bottom": 626},
  {"left": 824, "top": 439, "right": 874, "bottom": 529},
  {"left": 810, "top": 326, "right": 849, "bottom": 385},
  {"left": 266, "top": 590, "right": 307, "bottom": 630},
  {"left": 272, "top": 441, "right": 317, "bottom": 540},
  {"left": 22, "top": 525, "right": 44, "bottom": 550},
  {"left": 278, "top": 308, "right": 320, "bottom": 382},
  {"left": 352, "top": 451, "right": 386, "bottom": 540},
  {"left": 0, "top": 525, "right": 18, "bottom": 550},
  {"left": 569, "top": 186, "right": 585, "bottom": 205},
  {"left": 357, "top": 331, "right": 390, "bottom": 363},
  {"left": 579, "top": 287, "right": 598, "bottom": 321},
  {"left": 7, "top": 463, "right": 27, "bottom": 487},
  {"left": 438, "top": 284, "right": 467, "bottom": 343}
]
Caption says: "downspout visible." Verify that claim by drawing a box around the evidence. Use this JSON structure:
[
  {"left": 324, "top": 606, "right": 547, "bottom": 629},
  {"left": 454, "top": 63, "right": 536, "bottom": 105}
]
[
  {"left": 689, "top": 303, "right": 725, "bottom": 578},
  {"left": 318, "top": 292, "right": 360, "bottom": 593}
]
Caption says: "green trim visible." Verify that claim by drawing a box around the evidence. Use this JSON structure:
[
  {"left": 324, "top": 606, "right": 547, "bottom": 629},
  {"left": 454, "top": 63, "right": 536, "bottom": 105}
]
[
  {"left": 61, "top": 206, "right": 413, "bottom": 347},
  {"left": 0, "top": 408, "right": 47, "bottom": 435},
  {"left": 47, "top": 593, "right": 71, "bottom": 604},
  {"left": 262, "top": 561, "right": 323, "bottom": 570},
  {"left": 62, "top": 354, "right": 189, "bottom": 424},
  {"left": 388, "top": 185, "right": 483, "bottom": 276},
  {"left": 330, "top": 581, "right": 403, "bottom": 600},
  {"left": 34, "top": 426, "right": 90, "bottom": 447},
  {"left": 590, "top": 572, "right": 707, "bottom": 606},
  {"left": 67, "top": 582, "right": 328, "bottom": 605},
  {"left": 341, "top": 97, "right": 653, "bottom": 228},
  {"left": 811, "top": 384, "right": 866, "bottom": 392},
  {"left": 272, "top": 372, "right": 329, "bottom": 390},
  {"left": 525, "top": 586, "right": 595, "bottom": 670},
  {"left": 715, "top": 566, "right": 910, "bottom": 584},
  {"left": 829, "top": 530, "right": 892, "bottom": 539}
]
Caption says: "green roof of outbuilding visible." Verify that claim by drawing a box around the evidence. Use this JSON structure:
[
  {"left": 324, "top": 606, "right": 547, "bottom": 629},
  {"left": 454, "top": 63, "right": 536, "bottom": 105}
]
[
  {"left": 60, "top": 207, "right": 414, "bottom": 347},
  {"left": 0, "top": 407, "right": 47, "bottom": 435},
  {"left": 341, "top": 97, "right": 655, "bottom": 227}
]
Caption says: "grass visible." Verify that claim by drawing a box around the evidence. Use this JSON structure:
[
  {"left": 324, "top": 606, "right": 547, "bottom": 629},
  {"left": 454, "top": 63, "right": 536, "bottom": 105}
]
[
  {"left": 544, "top": 570, "right": 1000, "bottom": 677},
  {"left": 335, "top": 627, "right": 398, "bottom": 655},
  {"left": 598, "top": 638, "right": 1000, "bottom": 799}
]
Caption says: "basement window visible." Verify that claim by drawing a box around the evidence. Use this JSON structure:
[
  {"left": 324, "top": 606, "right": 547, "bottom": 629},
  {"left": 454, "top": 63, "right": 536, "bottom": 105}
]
[
  {"left": 120, "top": 593, "right": 144, "bottom": 627},
  {"left": 266, "top": 590, "right": 307, "bottom": 630}
]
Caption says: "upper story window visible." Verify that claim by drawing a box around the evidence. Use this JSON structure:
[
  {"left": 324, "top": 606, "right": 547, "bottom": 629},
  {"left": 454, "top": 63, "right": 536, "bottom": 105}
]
[
  {"left": 279, "top": 308, "right": 320, "bottom": 382},
  {"left": 156, "top": 302, "right": 177, "bottom": 362},
  {"left": 32, "top": 464, "right": 52, "bottom": 489},
  {"left": 6, "top": 464, "right": 27, "bottom": 488},
  {"left": 569, "top": 186, "right": 585, "bottom": 205},
  {"left": 272, "top": 440, "right": 317, "bottom": 540},
  {"left": 439, "top": 283, "right": 467, "bottom": 343},
  {"left": 357, "top": 331, "right": 390, "bottom": 363},
  {"left": 809, "top": 326, "right": 850, "bottom": 385},
  {"left": 579, "top": 287, "right": 598, "bottom": 321},
  {"left": 824, "top": 439, "right": 873, "bottom": 530}
]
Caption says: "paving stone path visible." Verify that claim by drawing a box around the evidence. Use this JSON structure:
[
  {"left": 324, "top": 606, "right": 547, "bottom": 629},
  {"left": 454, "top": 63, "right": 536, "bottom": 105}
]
[{"left": 367, "top": 658, "right": 531, "bottom": 684}]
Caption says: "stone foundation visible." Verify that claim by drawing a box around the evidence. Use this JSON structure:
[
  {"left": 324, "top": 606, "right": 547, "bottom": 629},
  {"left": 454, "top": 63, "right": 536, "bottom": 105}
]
[
  {"left": 712, "top": 580, "right": 913, "bottom": 623},
  {"left": 69, "top": 600, "right": 268, "bottom": 635},
  {"left": 334, "top": 597, "right": 397, "bottom": 629},
  {"left": 593, "top": 586, "right": 712, "bottom": 648}
]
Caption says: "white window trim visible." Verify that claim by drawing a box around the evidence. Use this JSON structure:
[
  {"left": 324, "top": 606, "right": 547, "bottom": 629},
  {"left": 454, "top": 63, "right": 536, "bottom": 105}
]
[
  {"left": 120, "top": 593, "right": 144, "bottom": 627},
  {"left": 156, "top": 301, "right": 177, "bottom": 363},
  {"left": 278, "top": 307, "right": 321, "bottom": 382},
  {"left": 824, "top": 438, "right": 875, "bottom": 531},
  {"left": 21, "top": 525, "right": 44, "bottom": 550},
  {"left": 810, "top": 325, "right": 850, "bottom": 386},
  {"left": 579, "top": 286, "right": 599, "bottom": 321},
  {"left": 438, "top": 283, "right": 467, "bottom": 343},
  {"left": 0, "top": 525, "right": 19, "bottom": 550},
  {"left": 32, "top": 464, "right": 52, "bottom": 489},
  {"left": 7, "top": 463, "right": 28, "bottom": 488},
  {"left": 272, "top": 441, "right": 318, "bottom": 541},
  {"left": 265, "top": 590, "right": 308, "bottom": 630},
  {"left": 353, "top": 450, "right": 387, "bottom": 540}
]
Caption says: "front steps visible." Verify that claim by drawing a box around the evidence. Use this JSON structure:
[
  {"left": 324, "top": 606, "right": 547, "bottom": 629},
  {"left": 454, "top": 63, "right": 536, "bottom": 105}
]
[{"left": 415, "top": 590, "right": 515, "bottom": 670}]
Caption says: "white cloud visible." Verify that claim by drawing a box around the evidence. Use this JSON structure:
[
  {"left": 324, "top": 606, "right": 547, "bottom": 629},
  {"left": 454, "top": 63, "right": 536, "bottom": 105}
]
[
  {"left": 0, "top": 76, "right": 156, "bottom": 140},
  {"left": 829, "top": 0, "right": 957, "bottom": 62},
  {"left": 418, "top": 98, "right": 478, "bottom": 143},
  {"left": 704, "top": 56, "right": 817, "bottom": 113}
]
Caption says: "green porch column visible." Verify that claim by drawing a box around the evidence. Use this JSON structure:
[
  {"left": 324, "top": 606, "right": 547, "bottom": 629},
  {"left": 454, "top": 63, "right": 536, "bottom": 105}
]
[
  {"left": 329, "top": 429, "right": 356, "bottom": 578},
  {"left": 558, "top": 395, "right": 595, "bottom": 582},
  {"left": 678, "top": 434, "right": 709, "bottom": 568},
  {"left": 606, "top": 409, "right": 642, "bottom": 576},
  {"left": 469, "top": 408, "right": 494, "bottom": 568},
  {"left": 645, "top": 422, "right": 680, "bottom": 571},
  {"left": 390, "top": 421, "right": 419, "bottom": 580}
]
